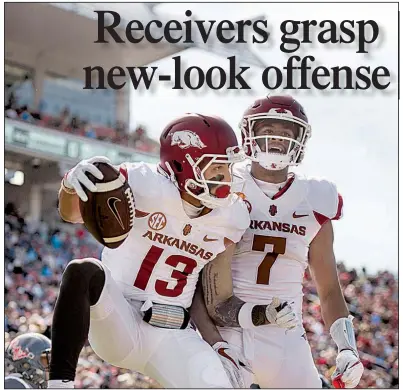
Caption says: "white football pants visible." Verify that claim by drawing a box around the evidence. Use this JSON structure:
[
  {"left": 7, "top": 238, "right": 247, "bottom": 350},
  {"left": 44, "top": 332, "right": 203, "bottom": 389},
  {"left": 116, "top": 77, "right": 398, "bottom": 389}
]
[
  {"left": 219, "top": 325, "right": 322, "bottom": 388},
  {"left": 82, "top": 259, "right": 232, "bottom": 388}
]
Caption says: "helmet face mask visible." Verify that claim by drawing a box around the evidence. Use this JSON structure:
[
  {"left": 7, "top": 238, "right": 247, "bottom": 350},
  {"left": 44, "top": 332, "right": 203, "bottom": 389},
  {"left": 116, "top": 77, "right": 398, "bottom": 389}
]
[
  {"left": 241, "top": 96, "right": 311, "bottom": 171},
  {"left": 159, "top": 114, "right": 245, "bottom": 209},
  {"left": 184, "top": 146, "right": 245, "bottom": 209}
]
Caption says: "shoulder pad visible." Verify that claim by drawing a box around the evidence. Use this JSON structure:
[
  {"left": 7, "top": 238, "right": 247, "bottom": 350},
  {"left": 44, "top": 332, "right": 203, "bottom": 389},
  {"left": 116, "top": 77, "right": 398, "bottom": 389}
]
[
  {"left": 118, "top": 162, "right": 180, "bottom": 213},
  {"left": 306, "top": 177, "right": 343, "bottom": 225},
  {"left": 230, "top": 194, "right": 251, "bottom": 231},
  {"left": 232, "top": 161, "right": 250, "bottom": 178},
  {"left": 217, "top": 195, "right": 250, "bottom": 244},
  {"left": 121, "top": 162, "right": 177, "bottom": 198}
]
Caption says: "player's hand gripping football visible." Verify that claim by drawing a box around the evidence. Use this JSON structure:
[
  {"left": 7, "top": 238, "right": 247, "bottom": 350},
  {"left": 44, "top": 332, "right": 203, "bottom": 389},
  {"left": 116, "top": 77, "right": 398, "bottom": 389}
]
[
  {"left": 265, "top": 297, "right": 298, "bottom": 330},
  {"left": 62, "top": 156, "right": 112, "bottom": 202},
  {"left": 212, "top": 341, "right": 253, "bottom": 388},
  {"left": 331, "top": 349, "right": 364, "bottom": 388}
]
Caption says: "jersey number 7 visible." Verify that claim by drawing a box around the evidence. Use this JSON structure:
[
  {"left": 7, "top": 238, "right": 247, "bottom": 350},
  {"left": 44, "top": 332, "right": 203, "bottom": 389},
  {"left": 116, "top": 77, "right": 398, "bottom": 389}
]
[{"left": 252, "top": 234, "right": 286, "bottom": 285}]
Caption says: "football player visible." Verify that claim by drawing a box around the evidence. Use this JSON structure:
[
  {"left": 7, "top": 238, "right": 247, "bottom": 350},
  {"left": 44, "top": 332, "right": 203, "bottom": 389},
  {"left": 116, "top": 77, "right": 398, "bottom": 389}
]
[
  {"left": 192, "top": 96, "right": 364, "bottom": 388},
  {"left": 5, "top": 333, "right": 51, "bottom": 389},
  {"left": 48, "top": 114, "right": 289, "bottom": 389}
]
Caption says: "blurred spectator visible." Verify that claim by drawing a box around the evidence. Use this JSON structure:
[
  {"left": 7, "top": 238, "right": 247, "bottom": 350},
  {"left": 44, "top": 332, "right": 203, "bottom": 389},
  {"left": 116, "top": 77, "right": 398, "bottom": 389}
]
[
  {"left": 82, "top": 121, "right": 97, "bottom": 139},
  {"left": 116, "top": 120, "right": 127, "bottom": 136},
  {"left": 50, "top": 107, "right": 70, "bottom": 129},
  {"left": 18, "top": 105, "right": 35, "bottom": 123},
  {"left": 130, "top": 126, "right": 159, "bottom": 153},
  {"left": 5, "top": 202, "right": 20, "bottom": 218},
  {"left": 5, "top": 104, "right": 18, "bottom": 119},
  {"left": 70, "top": 116, "right": 81, "bottom": 134},
  {"left": 7, "top": 91, "right": 17, "bottom": 108}
]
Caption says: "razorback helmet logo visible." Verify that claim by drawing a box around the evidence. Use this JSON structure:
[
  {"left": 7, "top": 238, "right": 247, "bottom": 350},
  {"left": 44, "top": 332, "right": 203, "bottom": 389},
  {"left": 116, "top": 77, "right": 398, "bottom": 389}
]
[
  {"left": 170, "top": 130, "right": 207, "bottom": 149},
  {"left": 268, "top": 107, "right": 293, "bottom": 115}
]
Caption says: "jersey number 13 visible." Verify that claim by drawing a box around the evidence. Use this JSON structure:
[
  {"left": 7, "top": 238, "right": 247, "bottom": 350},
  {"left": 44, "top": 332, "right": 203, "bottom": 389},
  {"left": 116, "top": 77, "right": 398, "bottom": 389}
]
[{"left": 133, "top": 245, "right": 197, "bottom": 297}]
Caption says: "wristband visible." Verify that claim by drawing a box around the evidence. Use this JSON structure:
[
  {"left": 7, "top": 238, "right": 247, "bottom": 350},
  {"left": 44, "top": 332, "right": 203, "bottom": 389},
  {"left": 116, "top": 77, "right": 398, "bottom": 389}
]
[
  {"left": 329, "top": 315, "right": 358, "bottom": 353},
  {"left": 238, "top": 302, "right": 257, "bottom": 329}
]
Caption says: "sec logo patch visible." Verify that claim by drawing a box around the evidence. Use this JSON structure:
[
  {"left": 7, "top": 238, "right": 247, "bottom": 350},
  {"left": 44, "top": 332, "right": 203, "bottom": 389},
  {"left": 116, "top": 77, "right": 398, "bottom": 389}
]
[{"left": 148, "top": 212, "right": 167, "bottom": 231}]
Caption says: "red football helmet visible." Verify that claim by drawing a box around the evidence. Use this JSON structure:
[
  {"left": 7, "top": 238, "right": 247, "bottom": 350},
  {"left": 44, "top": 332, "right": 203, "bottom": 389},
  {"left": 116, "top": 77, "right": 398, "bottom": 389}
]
[
  {"left": 240, "top": 95, "right": 311, "bottom": 170},
  {"left": 159, "top": 113, "right": 245, "bottom": 209}
]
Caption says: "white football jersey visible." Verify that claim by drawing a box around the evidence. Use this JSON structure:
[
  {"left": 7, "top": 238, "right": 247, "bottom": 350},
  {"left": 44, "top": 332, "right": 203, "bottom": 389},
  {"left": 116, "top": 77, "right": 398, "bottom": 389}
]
[
  {"left": 232, "top": 163, "right": 343, "bottom": 322},
  {"left": 101, "top": 162, "right": 250, "bottom": 308}
]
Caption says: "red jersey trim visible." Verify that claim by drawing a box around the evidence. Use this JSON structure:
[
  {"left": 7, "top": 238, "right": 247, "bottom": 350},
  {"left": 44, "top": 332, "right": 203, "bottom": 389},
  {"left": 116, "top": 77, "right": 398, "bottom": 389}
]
[
  {"left": 272, "top": 175, "right": 295, "bottom": 200},
  {"left": 313, "top": 211, "right": 329, "bottom": 226},
  {"left": 332, "top": 194, "right": 343, "bottom": 220},
  {"left": 119, "top": 164, "right": 128, "bottom": 181},
  {"left": 313, "top": 193, "right": 343, "bottom": 225},
  {"left": 135, "top": 210, "right": 150, "bottom": 218}
]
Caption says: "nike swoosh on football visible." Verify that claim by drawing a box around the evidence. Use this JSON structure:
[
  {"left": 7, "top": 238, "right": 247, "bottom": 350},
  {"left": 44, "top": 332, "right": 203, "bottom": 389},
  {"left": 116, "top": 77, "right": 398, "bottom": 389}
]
[
  {"left": 107, "top": 197, "right": 125, "bottom": 229},
  {"left": 203, "top": 235, "right": 218, "bottom": 242},
  {"left": 292, "top": 212, "right": 309, "bottom": 218}
]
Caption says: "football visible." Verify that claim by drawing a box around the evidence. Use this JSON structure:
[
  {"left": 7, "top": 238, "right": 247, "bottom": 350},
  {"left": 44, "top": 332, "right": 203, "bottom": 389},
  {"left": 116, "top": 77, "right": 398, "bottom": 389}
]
[{"left": 79, "top": 162, "right": 135, "bottom": 249}]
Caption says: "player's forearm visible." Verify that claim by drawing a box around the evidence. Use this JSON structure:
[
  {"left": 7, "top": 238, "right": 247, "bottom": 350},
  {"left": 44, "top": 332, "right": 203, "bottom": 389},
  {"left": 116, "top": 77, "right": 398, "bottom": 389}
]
[
  {"left": 58, "top": 186, "right": 83, "bottom": 224},
  {"left": 202, "top": 248, "right": 271, "bottom": 328},
  {"left": 318, "top": 283, "right": 349, "bottom": 331},
  {"left": 308, "top": 222, "right": 349, "bottom": 330},
  {"left": 202, "top": 264, "right": 268, "bottom": 327},
  {"left": 318, "top": 282, "right": 359, "bottom": 357},
  {"left": 189, "top": 280, "right": 224, "bottom": 346}
]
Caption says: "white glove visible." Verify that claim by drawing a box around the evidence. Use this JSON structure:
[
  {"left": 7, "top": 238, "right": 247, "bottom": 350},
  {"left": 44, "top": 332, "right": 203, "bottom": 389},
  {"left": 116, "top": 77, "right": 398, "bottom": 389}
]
[
  {"left": 212, "top": 341, "right": 252, "bottom": 388},
  {"left": 331, "top": 349, "right": 364, "bottom": 388},
  {"left": 63, "top": 156, "right": 112, "bottom": 202},
  {"left": 265, "top": 297, "right": 298, "bottom": 330}
]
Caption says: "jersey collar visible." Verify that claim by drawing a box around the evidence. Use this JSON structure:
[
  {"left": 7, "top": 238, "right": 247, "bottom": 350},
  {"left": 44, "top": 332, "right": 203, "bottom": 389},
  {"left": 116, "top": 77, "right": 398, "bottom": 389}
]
[{"left": 245, "top": 167, "right": 307, "bottom": 217}]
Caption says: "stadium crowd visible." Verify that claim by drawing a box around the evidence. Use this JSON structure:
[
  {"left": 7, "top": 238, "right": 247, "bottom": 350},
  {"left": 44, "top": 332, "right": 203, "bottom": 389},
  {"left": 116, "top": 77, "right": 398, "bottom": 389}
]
[
  {"left": 303, "top": 266, "right": 398, "bottom": 388},
  {"left": 5, "top": 98, "right": 159, "bottom": 154},
  {"left": 5, "top": 204, "right": 398, "bottom": 389}
]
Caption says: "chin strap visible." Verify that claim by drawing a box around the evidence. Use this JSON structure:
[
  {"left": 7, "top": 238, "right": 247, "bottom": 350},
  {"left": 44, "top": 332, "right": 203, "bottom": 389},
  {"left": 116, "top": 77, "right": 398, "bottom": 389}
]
[{"left": 158, "top": 163, "right": 179, "bottom": 189}]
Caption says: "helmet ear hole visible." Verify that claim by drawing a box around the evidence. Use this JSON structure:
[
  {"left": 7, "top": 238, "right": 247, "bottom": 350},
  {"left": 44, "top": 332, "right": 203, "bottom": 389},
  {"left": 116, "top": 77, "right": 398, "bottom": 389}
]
[{"left": 172, "top": 160, "right": 183, "bottom": 173}]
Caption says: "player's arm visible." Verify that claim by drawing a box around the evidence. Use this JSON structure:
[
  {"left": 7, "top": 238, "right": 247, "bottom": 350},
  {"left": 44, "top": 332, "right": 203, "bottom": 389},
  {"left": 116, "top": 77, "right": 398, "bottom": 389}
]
[
  {"left": 308, "top": 220, "right": 349, "bottom": 328},
  {"left": 202, "top": 244, "right": 266, "bottom": 327},
  {"left": 308, "top": 220, "right": 363, "bottom": 388},
  {"left": 189, "top": 276, "right": 223, "bottom": 346},
  {"left": 58, "top": 156, "right": 113, "bottom": 223},
  {"left": 202, "top": 244, "right": 296, "bottom": 328},
  {"left": 202, "top": 244, "right": 250, "bottom": 327},
  {"left": 190, "top": 264, "right": 253, "bottom": 388},
  {"left": 58, "top": 187, "right": 83, "bottom": 224}
]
